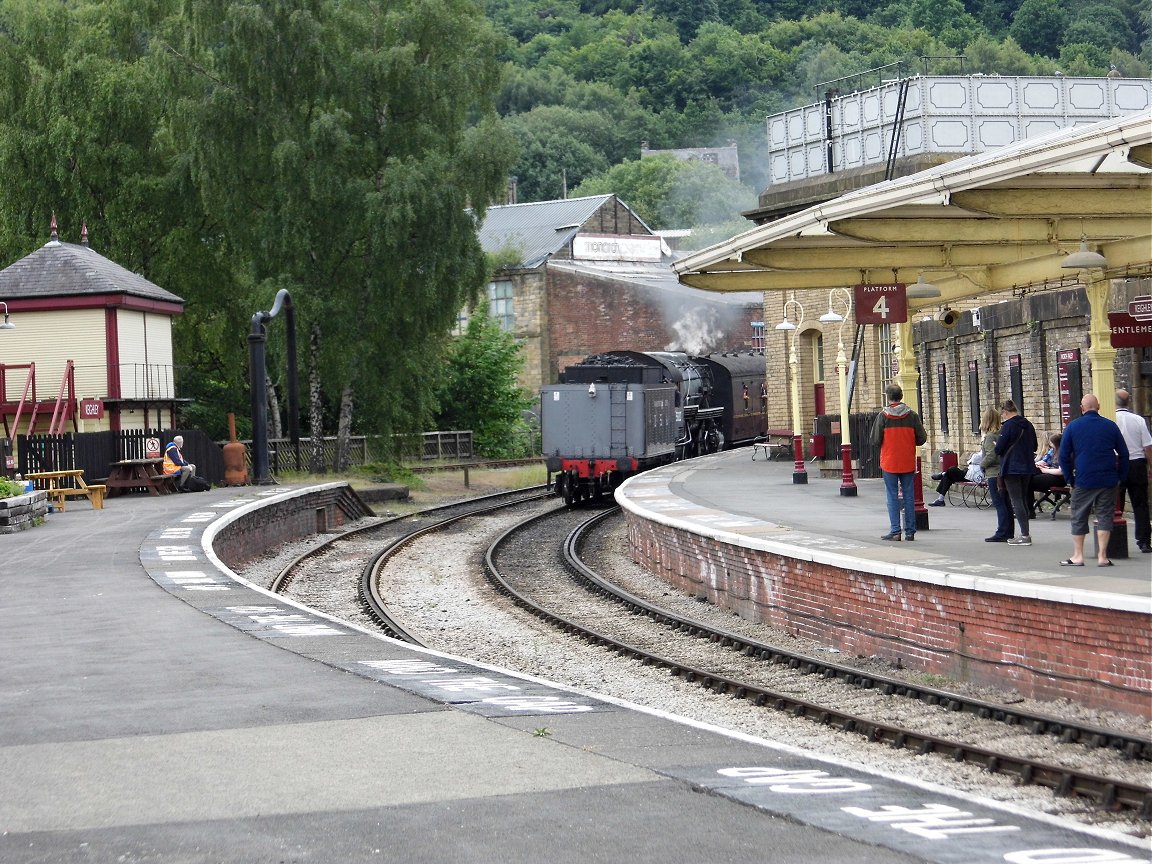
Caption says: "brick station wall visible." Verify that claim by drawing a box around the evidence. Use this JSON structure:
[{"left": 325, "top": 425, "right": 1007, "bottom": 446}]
[
  {"left": 624, "top": 512, "right": 1152, "bottom": 720},
  {"left": 212, "top": 485, "right": 372, "bottom": 571}
]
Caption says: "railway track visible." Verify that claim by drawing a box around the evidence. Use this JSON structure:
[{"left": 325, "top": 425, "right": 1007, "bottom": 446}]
[
  {"left": 483, "top": 505, "right": 1152, "bottom": 820},
  {"left": 265, "top": 490, "right": 1152, "bottom": 828}
]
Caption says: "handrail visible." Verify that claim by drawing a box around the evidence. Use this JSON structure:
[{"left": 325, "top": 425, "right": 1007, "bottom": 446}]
[{"left": 47, "top": 361, "right": 75, "bottom": 435}]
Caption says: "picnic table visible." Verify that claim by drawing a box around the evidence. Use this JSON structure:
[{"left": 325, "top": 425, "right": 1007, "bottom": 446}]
[
  {"left": 25, "top": 469, "right": 106, "bottom": 511},
  {"left": 105, "top": 458, "right": 178, "bottom": 497}
]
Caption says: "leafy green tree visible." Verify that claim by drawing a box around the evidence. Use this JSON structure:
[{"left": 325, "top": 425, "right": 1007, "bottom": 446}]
[
  {"left": 1065, "top": 4, "right": 1138, "bottom": 55},
  {"left": 1008, "top": 0, "right": 1066, "bottom": 57},
  {"left": 505, "top": 108, "right": 612, "bottom": 201},
  {"left": 571, "top": 154, "right": 756, "bottom": 230},
  {"left": 162, "top": 0, "right": 516, "bottom": 467},
  {"left": 647, "top": 0, "right": 720, "bottom": 42},
  {"left": 0, "top": 0, "right": 252, "bottom": 438},
  {"left": 434, "top": 313, "right": 535, "bottom": 458}
]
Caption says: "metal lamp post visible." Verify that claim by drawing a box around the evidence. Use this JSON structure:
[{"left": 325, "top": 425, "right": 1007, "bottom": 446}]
[
  {"left": 819, "top": 288, "right": 857, "bottom": 496},
  {"left": 248, "top": 289, "right": 301, "bottom": 485},
  {"left": 776, "top": 296, "right": 807, "bottom": 484}
]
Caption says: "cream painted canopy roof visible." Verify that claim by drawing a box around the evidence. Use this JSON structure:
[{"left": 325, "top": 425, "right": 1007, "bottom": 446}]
[{"left": 674, "top": 112, "right": 1152, "bottom": 310}]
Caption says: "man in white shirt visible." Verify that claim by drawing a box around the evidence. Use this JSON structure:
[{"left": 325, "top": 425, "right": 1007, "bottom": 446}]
[{"left": 1115, "top": 389, "right": 1152, "bottom": 553}]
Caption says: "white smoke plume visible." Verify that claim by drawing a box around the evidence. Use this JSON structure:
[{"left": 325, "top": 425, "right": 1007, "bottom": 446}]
[{"left": 665, "top": 306, "right": 726, "bottom": 354}]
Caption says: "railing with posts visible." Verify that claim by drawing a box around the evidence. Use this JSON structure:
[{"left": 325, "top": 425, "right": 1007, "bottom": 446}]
[{"left": 250, "top": 431, "right": 475, "bottom": 473}]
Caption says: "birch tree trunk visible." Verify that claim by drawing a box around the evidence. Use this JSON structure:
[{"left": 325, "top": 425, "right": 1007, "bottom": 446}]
[
  {"left": 266, "top": 373, "right": 283, "bottom": 441},
  {"left": 308, "top": 321, "right": 326, "bottom": 473},
  {"left": 334, "top": 383, "right": 354, "bottom": 472}
]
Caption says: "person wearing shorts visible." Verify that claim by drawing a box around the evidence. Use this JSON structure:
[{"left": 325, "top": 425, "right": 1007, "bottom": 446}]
[{"left": 1058, "top": 394, "right": 1129, "bottom": 567}]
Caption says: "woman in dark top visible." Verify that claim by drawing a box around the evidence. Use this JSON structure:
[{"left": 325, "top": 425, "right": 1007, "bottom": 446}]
[{"left": 995, "top": 400, "right": 1038, "bottom": 547}]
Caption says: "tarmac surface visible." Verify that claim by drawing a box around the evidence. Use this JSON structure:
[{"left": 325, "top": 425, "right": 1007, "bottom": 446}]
[{"left": 1, "top": 479, "right": 1148, "bottom": 864}]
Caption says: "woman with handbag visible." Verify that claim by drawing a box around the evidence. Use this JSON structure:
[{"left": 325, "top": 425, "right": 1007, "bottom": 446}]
[
  {"left": 995, "top": 399, "right": 1039, "bottom": 546},
  {"left": 979, "top": 407, "right": 1014, "bottom": 542}
]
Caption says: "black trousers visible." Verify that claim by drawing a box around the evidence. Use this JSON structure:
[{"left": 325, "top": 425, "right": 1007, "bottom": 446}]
[{"left": 1118, "top": 458, "right": 1150, "bottom": 547}]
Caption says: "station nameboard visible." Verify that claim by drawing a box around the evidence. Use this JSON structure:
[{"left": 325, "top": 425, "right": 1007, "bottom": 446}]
[
  {"left": 852, "top": 284, "right": 908, "bottom": 324},
  {"left": 1109, "top": 296, "right": 1152, "bottom": 347}
]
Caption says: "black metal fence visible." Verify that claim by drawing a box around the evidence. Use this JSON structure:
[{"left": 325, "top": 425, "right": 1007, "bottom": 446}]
[
  {"left": 255, "top": 431, "right": 474, "bottom": 473},
  {"left": 8, "top": 429, "right": 476, "bottom": 484},
  {"left": 813, "top": 412, "right": 883, "bottom": 478},
  {"left": 14, "top": 429, "right": 224, "bottom": 485}
]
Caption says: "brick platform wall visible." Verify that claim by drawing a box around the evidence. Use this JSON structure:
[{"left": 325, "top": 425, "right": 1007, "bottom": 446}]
[
  {"left": 625, "top": 512, "right": 1152, "bottom": 720},
  {"left": 212, "top": 484, "right": 372, "bottom": 571}
]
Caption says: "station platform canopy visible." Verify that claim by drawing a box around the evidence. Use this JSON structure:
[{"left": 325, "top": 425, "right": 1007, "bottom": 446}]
[{"left": 673, "top": 112, "right": 1152, "bottom": 311}]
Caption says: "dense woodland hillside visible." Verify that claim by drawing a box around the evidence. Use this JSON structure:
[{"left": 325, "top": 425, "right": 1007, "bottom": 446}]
[
  {"left": 483, "top": 0, "right": 1151, "bottom": 219},
  {"left": 0, "top": 0, "right": 1144, "bottom": 452}
]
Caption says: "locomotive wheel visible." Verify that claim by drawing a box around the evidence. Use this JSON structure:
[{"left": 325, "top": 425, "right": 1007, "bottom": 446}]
[{"left": 560, "top": 472, "right": 574, "bottom": 507}]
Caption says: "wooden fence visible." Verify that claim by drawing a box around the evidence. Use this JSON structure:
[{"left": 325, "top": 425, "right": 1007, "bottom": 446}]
[
  {"left": 15, "top": 429, "right": 225, "bottom": 485},
  {"left": 9, "top": 429, "right": 473, "bottom": 484}
]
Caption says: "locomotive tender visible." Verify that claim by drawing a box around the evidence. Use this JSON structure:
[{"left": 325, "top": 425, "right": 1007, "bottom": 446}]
[{"left": 541, "top": 350, "right": 767, "bottom": 505}]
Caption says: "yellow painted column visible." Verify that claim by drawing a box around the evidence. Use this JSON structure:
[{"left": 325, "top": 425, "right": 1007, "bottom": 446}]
[
  {"left": 1084, "top": 274, "right": 1117, "bottom": 420},
  {"left": 894, "top": 320, "right": 920, "bottom": 411}
]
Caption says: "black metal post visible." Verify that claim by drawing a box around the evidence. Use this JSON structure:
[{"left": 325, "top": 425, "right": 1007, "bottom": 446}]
[{"left": 248, "top": 289, "right": 299, "bottom": 485}]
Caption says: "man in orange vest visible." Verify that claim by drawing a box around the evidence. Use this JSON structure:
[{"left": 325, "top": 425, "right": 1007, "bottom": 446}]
[
  {"left": 872, "top": 384, "right": 927, "bottom": 541},
  {"left": 163, "top": 435, "right": 195, "bottom": 490}
]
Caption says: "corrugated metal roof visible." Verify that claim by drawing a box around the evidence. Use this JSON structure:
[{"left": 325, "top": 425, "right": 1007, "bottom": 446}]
[
  {"left": 476, "top": 195, "right": 616, "bottom": 269},
  {"left": 0, "top": 240, "right": 184, "bottom": 305}
]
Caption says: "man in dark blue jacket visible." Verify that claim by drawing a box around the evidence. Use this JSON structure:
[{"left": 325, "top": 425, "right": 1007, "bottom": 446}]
[{"left": 1058, "top": 393, "right": 1129, "bottom": 567}]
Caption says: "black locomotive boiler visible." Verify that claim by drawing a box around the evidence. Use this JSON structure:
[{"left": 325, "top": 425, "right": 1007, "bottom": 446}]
[{"left": 541, "top": 350, "right": 767, "bottom": 505}]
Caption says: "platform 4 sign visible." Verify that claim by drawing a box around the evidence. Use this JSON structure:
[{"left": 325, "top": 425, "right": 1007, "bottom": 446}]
[{"left": 853, "top": 284, "right": 908, "bottom": 324}]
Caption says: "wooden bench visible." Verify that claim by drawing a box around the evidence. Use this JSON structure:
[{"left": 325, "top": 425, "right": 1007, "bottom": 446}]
[
  {"left": 751, "top": 430, "right": 793, "bottom": 461},
  {"left": 1035, "top": 485, "right": 1071, "bottom": 519},
  {"left": 48, "top": 484, "right": 106, "bottom": 512},
  {"left": 25, "top": 468, "right": 106, "bottom": 512},
  {"left": 150, "top": 473, "right": 180, "bottom": 494}
]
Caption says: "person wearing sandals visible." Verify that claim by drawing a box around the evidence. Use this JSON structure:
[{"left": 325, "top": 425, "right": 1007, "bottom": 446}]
[
  {"left": 995, "top": 400, "right": 1038, "bottom": 546},
  {"left": 1058, "top": 393, "right": 1130, "bottom": 567},
  {"left": 979, "top": 407, "right": 1013, "bottom": 543}
]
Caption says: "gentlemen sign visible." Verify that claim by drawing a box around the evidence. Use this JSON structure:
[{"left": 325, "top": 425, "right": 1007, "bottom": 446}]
[
  {"left": 1107, "top": 295, "right": 1152, "bottom": 348},
  {"left": 852, "top": 284, "right": 908, "bottom": 324}
]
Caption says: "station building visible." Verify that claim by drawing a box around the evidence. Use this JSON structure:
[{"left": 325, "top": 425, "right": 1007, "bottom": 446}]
[
  {"left": 676, "top": 76, "right": 1152, "bottom": 473},
  {"left": 470, "top": 194, "right": 764, "bottom": 391},
  {"left": 0, "top": 220, "right": 185, "bottom": 446}
]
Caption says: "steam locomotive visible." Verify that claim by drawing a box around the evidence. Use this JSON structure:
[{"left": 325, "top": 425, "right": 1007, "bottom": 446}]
[{"left": 540, "top": 350, "right": 767, "bottom": 505}]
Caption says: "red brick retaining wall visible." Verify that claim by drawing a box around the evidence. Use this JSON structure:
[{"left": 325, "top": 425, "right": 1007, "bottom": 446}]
[
  {"left": 212, "top": 484, "right": 372, "bottom": 570},
  {"left": 625, "top": 512, "right": 1152, "bottom": 720}
]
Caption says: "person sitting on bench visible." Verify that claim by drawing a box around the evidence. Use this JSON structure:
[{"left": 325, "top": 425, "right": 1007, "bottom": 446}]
[
  {"left": 1030, "top": 432, "right": 1065, "bottom": 514},
  {"left": 928, "top": 451, "right": 983, "bottom": 506},
  {"left": 163, "top": 435, "right": 196, "bottom": 490}
]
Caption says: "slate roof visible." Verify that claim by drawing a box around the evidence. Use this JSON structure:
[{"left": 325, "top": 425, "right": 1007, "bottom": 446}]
[
  {"left": 476, "top": 195, "right": 621, "bottom": 269},
  {"left": 0, "top": 238, "right": 184, "bottom": 306}
]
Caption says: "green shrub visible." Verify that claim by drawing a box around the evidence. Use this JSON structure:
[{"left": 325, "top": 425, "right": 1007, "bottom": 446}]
[{"left": 0, "top": 477, "right": 25, "bottom": 499}]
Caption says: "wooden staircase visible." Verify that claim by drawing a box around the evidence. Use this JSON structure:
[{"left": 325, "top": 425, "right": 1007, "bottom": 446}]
[{"left": 0, "top": 361, "right": 77, "bottom": 438}]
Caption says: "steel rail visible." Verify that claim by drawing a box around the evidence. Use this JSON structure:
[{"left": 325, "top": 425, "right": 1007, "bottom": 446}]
[
  {"left": 482, "top": 506, "right": 1152, "bottom": 818},
  {"left": 269, "top": 485, "right": 550, "bottom": 594},
  {"left": 566, "top": 507, "right": 1152, "bottom": 762},
  {"left": 357, "top": 490, "right": 554, "bottom": 641}
]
